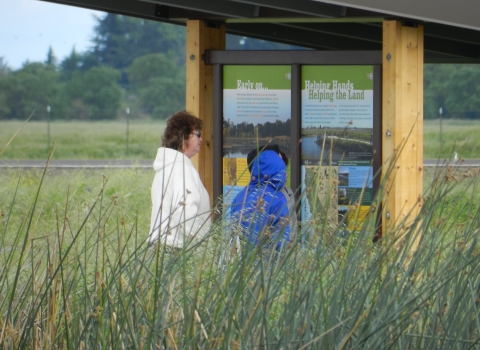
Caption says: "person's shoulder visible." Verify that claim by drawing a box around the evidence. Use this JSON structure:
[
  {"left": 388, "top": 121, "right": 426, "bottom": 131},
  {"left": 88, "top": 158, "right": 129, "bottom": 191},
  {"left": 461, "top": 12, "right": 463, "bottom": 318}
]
[{"left": 282, "top": 186, "right": 294, "bottom": 196}]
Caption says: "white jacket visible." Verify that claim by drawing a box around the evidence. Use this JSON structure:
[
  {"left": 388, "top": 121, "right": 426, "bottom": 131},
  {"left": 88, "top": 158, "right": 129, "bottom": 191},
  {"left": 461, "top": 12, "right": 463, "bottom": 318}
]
[{"left": 148, "top": 147, "right": 211, "bottom": 248}]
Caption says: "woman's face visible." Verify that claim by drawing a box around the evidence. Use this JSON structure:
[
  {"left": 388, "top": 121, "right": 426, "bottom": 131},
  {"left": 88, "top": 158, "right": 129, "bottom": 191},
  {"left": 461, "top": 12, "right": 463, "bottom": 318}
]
[{"left": 183, "top": 130, "right": 202, "bottom": 158}]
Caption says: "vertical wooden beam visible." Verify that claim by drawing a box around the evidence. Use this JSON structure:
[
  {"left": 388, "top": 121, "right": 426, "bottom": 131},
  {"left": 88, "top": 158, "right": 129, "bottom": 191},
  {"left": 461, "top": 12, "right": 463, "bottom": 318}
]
[
  {"left": 186, "top": 20, "right": 226, "bottom": 206},
  {"left": 382, "top": 20, "right": 424, "bottom": 237}
]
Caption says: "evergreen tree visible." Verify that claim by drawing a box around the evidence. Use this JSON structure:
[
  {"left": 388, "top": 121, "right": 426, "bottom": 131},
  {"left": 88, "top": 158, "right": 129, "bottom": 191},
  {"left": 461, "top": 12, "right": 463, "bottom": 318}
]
[
  {"left": 60, "top": 47, "right": 82, "bottom": 81},
  {"left": 90, "top": 14, "right": 186, "bottom": 71},
  {"left": 0, "top": 60, "right": 9, "bottom": 117},
  {"left": 0, "top": 57, "right": 10, "bottom": 77},
  {"left": 45, "top": 46, "right": 58, "bottom": 67}
]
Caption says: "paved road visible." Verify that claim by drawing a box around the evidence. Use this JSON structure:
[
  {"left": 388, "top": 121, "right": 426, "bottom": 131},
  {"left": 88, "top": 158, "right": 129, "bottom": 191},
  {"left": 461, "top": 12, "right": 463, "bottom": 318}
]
[
  {"left": 423, "top": 159, "right": 480, "bottom": 167},
  {"left": 0, "top": 159, "right": 479, "bottom": 169}
]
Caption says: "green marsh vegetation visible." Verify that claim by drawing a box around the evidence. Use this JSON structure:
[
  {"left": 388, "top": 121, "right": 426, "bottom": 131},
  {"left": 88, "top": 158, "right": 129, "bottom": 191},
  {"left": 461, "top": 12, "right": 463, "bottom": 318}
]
[
  {"left": 1, "top": 154, "right": 480, "bottom": 348},
  {"left": 0, "top": 120, "right": 165, "bottom": 160},
  {"left": 1, "top": 119, "right": 478, "bottom": 160},
  {"left": 424, "top": 119, "right": 480, "bottom": 159}
]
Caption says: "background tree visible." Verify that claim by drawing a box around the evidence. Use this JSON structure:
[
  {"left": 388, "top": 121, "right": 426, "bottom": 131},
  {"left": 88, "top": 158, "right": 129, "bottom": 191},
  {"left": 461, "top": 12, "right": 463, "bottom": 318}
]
[
  {"left": 60, "top": 48, "right": 82, "bottom": 81},
  {"left": 127, "top": 53, "right": 185, "bottom": 118},
  {"left": 0, "top": 62, "right": 64, "bottom": 120},
  {"left": 45, "top": 46, "right": 58, "bottom": 67},
  {"left": 1, "top": 12, "right": 479, "bottom": 122},
  {"left": 424, "top": 64, "right": 480, "bottom": 119},
  {"left": 63, "top": 71, "right": 89, "bottom": 120},
  {"left": 424, "top": 64, "right": 452, "bottom": 119},
  {"left": 444, "top": 65, "right": 480, "bottom": 119},
  {"left": 0, "top": 57, "right": 10, "bottom": 77},
  {"left": 87, "top": 14, "right": 186, "bottom": 84},
  {"left": 82, "top": 66, "right": 122, "bottom": 120},
  {"left": 0, "top": 58, "right": 10, "bottom": 117}
]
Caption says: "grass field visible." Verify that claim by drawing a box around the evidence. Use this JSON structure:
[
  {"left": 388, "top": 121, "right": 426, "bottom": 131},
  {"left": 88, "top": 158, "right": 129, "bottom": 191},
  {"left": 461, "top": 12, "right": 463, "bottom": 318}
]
[
  {"left": 0, "top": 120, "right": 166, "bottom": 160},
  {"left": 0, "top": 168, "right": 152, "bottom": 249},
  {"left": 424, "top": 119, "right": 480, "bottom": 159},
  {"left": 1, "top": 119, "right": 479, "bottom": 160}
]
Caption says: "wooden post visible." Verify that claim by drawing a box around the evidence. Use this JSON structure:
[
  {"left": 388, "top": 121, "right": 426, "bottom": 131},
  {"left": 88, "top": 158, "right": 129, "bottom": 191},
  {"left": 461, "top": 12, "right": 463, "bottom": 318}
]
[
  {"left": 186, "top": 20, "right": 225, "bottom": 206},
  {"left": 382, "top": 20, "right": 424, "bottom": 237}
]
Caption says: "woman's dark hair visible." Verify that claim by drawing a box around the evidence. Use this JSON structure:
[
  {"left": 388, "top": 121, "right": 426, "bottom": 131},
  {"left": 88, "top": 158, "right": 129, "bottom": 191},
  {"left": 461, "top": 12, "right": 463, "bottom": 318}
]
[
  {"left": 162, "top": 110, "right": 203, "bottom": 151},
  {"left": 279, "top": 150, "right": 289, "bottom": 167},
  {"left": 247, "top": 144, "right": 281, "bottom": 172}
]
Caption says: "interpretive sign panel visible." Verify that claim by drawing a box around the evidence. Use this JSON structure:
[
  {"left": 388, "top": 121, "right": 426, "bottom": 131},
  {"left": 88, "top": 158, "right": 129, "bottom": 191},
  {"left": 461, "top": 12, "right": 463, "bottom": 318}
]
[
  {"left": 222, "top": 65, "right": 292, "bottom": 205},
  {"left": 300, "top": 65, "right": 374, "bottom": 230}
]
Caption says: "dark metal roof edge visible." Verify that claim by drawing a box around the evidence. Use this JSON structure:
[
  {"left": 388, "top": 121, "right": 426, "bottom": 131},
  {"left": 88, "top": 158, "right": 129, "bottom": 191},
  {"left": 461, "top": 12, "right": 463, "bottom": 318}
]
[{"left": 205, "top": 50, "right": 382, "bottom": 64}]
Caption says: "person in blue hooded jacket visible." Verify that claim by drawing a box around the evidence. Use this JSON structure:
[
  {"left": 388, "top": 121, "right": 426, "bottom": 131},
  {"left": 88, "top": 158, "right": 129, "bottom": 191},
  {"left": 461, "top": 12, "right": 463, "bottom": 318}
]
[{"left": 230, "top": 148, "right": 291, "bottom": 251}]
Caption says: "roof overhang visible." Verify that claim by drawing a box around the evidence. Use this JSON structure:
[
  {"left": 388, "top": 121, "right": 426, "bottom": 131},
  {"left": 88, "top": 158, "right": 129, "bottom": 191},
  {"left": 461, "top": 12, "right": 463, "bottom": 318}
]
[
  {"left": 40, "top": 0, "right": 480, "bottom": 63},
  {"left": 314, "top": 0, "right": 480, "bottom": 32}
]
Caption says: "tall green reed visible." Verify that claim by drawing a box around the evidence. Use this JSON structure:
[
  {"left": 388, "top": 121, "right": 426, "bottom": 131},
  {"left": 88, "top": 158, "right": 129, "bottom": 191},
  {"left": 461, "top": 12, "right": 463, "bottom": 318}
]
[{"left": 1, "top": 154, "right": 480, "bottom": 348}]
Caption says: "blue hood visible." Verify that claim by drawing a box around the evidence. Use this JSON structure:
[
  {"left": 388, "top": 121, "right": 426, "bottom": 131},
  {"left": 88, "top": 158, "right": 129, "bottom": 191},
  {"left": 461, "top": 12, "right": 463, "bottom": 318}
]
[
  {"left": 248, "top": 150, "right": 286, "bottom": 190},
  {"left": 230, "top": 149, "right": 290, "bottom": 250}
]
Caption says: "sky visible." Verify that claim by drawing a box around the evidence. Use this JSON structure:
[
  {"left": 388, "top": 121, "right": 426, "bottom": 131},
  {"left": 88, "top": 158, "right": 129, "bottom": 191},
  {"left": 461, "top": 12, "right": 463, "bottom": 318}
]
[{"left": 0, "top": 0, "right": 105, "bottom": 70}]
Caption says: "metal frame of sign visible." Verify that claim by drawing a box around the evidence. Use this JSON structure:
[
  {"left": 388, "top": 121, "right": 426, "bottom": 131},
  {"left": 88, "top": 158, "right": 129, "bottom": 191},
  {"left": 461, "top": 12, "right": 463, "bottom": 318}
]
[{"left": 207, "top": 51, "right": 382, "bottom": 232}]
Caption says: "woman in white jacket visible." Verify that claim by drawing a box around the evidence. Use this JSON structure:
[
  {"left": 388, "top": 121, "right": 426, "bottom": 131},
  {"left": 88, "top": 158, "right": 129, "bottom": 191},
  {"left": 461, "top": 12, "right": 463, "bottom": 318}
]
[{"left": 148, "top": 110, "right": 211, "bottom": 248}]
